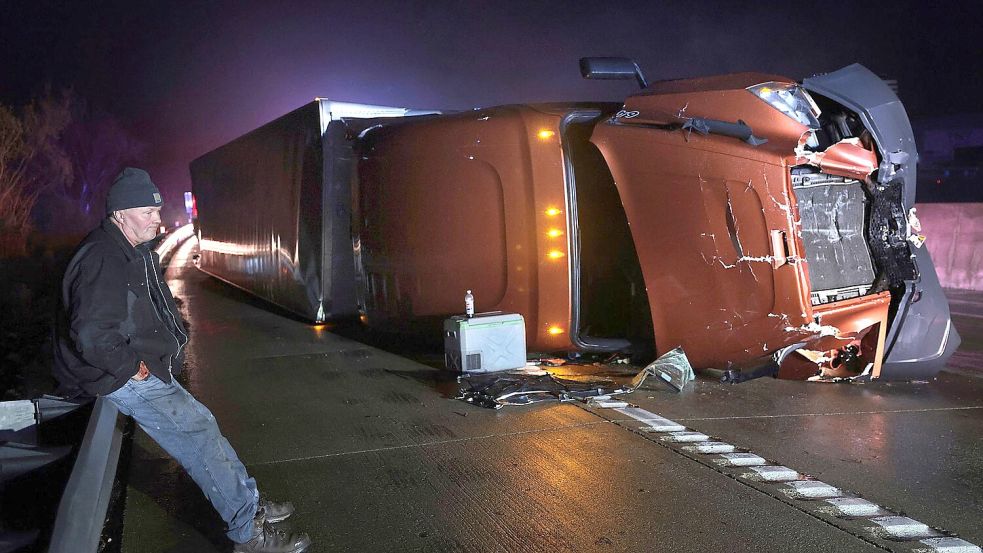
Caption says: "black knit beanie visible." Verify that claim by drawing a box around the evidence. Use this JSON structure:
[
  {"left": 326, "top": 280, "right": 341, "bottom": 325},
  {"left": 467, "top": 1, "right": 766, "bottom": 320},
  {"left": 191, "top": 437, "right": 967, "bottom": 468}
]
[{"left": 106, "top": 168, "right": 162, "bottom": 213}]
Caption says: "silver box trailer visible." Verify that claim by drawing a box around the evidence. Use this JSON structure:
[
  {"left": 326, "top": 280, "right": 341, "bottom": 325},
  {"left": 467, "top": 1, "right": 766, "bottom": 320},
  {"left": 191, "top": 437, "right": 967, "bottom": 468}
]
[{"left": 190, "top": 100, "right": 434, "bottom": 322}]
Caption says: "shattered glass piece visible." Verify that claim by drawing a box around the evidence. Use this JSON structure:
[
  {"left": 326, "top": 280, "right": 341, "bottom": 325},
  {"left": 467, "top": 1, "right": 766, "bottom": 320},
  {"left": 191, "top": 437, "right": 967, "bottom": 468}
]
[
  {"left": 716, "top": 453, "right": 767, "bottom": 467},
  {"left": 630, "top": 347, "right": 695, "bottom": 392}
]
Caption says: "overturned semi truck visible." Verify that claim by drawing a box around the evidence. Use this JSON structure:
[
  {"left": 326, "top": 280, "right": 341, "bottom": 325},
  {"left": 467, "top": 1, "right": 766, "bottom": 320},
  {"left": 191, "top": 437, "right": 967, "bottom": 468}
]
[{"left": 191, "top": 60, "right": 959, "bottom": 381}]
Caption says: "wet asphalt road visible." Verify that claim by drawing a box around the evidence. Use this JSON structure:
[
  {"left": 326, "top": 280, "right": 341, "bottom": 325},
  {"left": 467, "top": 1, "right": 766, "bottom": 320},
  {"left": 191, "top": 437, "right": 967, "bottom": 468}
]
[{"left": 118, "top": 238, "right": 983, "bottom": 552}]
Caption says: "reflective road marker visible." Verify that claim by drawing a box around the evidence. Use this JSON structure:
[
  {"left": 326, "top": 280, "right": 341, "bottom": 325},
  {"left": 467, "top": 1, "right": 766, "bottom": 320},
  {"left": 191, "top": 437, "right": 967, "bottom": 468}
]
[{"left": 590, "top": 405, "right": 980, "bottom": 551}]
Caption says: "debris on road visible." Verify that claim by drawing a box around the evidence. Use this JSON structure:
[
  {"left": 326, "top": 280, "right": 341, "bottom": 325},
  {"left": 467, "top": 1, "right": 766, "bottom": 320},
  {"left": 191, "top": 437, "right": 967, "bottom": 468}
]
[
  {"left": 456, "top": 367, "right": 628, "bottom": 409},
  {"left": 456, "top": 347, "right": 695, "bottom": 409},
  {"left": 626, "top": 347, "right": 695, "bottom": 392}
]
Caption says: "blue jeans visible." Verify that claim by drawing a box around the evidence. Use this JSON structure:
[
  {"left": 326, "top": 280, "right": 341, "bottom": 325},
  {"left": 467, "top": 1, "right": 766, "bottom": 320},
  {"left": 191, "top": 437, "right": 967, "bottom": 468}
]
[{"left": 106, "top": 376, "right": 259, "bottom": 543}]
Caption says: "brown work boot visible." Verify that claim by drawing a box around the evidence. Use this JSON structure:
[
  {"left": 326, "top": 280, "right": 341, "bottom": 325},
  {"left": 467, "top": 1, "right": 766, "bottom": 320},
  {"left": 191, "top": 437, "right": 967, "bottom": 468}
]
[{"left": 232, "top": 517, "right": 311, "bottom": 553}]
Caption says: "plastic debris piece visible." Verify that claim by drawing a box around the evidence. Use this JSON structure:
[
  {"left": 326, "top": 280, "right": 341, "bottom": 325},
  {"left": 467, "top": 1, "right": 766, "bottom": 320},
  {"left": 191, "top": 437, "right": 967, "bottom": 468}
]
[{"left": 630, "top": 346, "right": 695, "bottom": 392}]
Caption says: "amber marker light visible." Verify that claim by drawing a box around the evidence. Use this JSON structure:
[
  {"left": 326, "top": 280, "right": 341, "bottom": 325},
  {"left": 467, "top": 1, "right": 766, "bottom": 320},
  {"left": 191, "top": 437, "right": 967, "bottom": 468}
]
[
  {"left": 546, "top": 228, "right": 563, "bottom": 238},
  {"left": 545, "top": 207, "right": 562, "bottom": 217},
  {"left": 547, "top": 249, "right": 565, "bottom": 260},
  {"left": 537, "top": 129, "right": 555, "bottom": 140},
  {"left": 547, "top": 326, "right": 565, "bottom": 335}
]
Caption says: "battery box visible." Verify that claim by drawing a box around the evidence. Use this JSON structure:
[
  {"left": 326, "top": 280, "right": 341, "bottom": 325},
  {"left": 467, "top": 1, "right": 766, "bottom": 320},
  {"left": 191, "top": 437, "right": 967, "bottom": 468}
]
[{"left": 444, "top": 313, "right": 526, "bottom": 373}]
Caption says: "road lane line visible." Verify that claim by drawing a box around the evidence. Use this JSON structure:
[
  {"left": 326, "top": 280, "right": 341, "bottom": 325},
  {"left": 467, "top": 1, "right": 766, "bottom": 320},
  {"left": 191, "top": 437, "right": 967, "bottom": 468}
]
[
  {"left": 247, "top": 418, "right": 615, "bottom": 466},
  {"left": 670, "top": 405, "right": 983, "bottom": 422}
]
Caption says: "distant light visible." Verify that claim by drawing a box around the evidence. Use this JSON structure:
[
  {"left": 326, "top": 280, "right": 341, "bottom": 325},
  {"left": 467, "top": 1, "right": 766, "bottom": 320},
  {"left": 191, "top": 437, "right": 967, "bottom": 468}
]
[
  {"left": 159, "top": 225, "right": 166, "bottom": 234},
  {"left": 547, "top": 249, "right": 565, "bottom": 260},
  {"left": 546, "top": 228, "right": 563, "bottom": 238},
  {"left": 545, "top": 207, "right": 562, "bottom": 217},
  {"left": 537, "top": 129, "right": 555, "bottom": 140},
  {"left": 547, "top": 326, "right": 565, "bottom": 335}
]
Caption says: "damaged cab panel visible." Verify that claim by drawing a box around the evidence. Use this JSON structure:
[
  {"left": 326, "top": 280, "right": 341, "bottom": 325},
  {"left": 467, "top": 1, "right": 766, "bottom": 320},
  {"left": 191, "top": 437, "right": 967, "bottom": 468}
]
[{"left": 590, "top": 63, "right": 957, "bottom": 380}]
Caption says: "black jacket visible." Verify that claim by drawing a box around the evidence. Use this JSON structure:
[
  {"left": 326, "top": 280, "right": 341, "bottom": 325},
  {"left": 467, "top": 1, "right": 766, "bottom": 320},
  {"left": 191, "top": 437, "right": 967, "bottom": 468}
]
[{"left": 53, "top": 219, "right": 188, "bottom": 397}]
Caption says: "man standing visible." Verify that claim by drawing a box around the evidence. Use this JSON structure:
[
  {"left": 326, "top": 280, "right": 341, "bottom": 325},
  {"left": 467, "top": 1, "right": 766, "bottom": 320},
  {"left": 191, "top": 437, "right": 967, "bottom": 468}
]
[{"left": 53, "top": 168, "right": 311, "bottom": 553}]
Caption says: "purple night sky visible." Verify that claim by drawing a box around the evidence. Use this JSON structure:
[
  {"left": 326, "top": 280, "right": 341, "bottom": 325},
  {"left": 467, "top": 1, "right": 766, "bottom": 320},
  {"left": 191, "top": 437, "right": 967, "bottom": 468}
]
[{"left": 3, "top": 0, "right": 981, "bottom": 221}]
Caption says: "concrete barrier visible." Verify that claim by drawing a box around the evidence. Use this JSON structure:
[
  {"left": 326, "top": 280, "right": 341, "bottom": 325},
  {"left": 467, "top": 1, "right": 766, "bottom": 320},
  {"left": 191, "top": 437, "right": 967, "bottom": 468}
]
[{"left": 915, "top": 202, "right": 983, "bottom": 291}]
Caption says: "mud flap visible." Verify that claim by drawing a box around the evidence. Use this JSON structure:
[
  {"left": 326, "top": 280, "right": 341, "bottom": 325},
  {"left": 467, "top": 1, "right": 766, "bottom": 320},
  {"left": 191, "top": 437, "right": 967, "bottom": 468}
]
[{"left": 803, "top": 64, "right": 960, "bottom": 378}]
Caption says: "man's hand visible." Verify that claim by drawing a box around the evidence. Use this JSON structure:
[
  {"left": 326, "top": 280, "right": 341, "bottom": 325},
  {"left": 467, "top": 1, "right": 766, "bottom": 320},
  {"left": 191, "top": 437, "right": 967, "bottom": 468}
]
[{"left": 132, "top": 361, "right": 150, "bottom": 381}]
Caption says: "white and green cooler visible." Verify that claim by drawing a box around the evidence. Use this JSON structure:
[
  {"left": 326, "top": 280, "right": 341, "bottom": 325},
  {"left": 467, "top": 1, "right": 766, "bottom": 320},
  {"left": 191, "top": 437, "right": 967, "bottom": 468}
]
[{"left": 443, "top": 313, "right": 526, "bottom": 373}]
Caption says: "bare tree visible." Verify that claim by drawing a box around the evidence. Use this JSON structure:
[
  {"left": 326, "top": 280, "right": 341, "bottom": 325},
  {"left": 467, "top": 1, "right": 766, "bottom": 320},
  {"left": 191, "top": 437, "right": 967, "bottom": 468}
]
[
  {"left": 60, "top": 100, "right": 144, "bottom": 225},
  {"left": 0, "top": 89, "right": 74, "bottom": 254},
  {"left": 0, "top": 104, "right": 35, "bottom": 246}
]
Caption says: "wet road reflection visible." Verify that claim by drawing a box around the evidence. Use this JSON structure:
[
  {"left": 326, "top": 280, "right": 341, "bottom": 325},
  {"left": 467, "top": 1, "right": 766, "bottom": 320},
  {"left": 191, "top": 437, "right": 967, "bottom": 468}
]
[{"left": 116, "top": 235, "right": 983, "bottom": 552}]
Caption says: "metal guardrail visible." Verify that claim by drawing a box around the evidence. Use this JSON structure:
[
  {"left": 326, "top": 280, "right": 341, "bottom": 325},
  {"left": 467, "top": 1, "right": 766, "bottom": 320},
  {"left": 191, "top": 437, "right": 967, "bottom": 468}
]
[{"left": 47, "top": 398, "right": 122, "bottom": 553}]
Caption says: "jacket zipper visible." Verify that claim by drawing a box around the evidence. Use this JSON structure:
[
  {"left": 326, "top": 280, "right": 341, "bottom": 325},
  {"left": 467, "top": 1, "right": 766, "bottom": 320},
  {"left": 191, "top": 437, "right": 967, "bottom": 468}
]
[{"left": 141, "top": 254, "right": 187, "bottom": 375}]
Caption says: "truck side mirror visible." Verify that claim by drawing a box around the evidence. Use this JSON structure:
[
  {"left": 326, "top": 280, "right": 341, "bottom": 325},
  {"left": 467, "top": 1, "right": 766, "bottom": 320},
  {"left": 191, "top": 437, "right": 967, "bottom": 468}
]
[{"left": 579, "top": 57, "right": 648, "bottom": 89}]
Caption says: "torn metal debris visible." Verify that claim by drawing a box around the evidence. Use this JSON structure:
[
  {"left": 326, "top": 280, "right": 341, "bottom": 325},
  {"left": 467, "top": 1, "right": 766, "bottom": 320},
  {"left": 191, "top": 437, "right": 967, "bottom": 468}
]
[
  {"left": 456, "top": 367, "right": 629, "bottom": 409},
  {"left": 457, "top": 348, "right": 696, "bottom": 409}
]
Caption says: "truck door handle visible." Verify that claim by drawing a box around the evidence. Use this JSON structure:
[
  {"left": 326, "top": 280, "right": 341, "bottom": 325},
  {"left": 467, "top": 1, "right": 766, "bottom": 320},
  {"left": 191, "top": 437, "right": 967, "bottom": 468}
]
[{"left": 770, "top": 230, "right": 789, "bottom": 268}]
